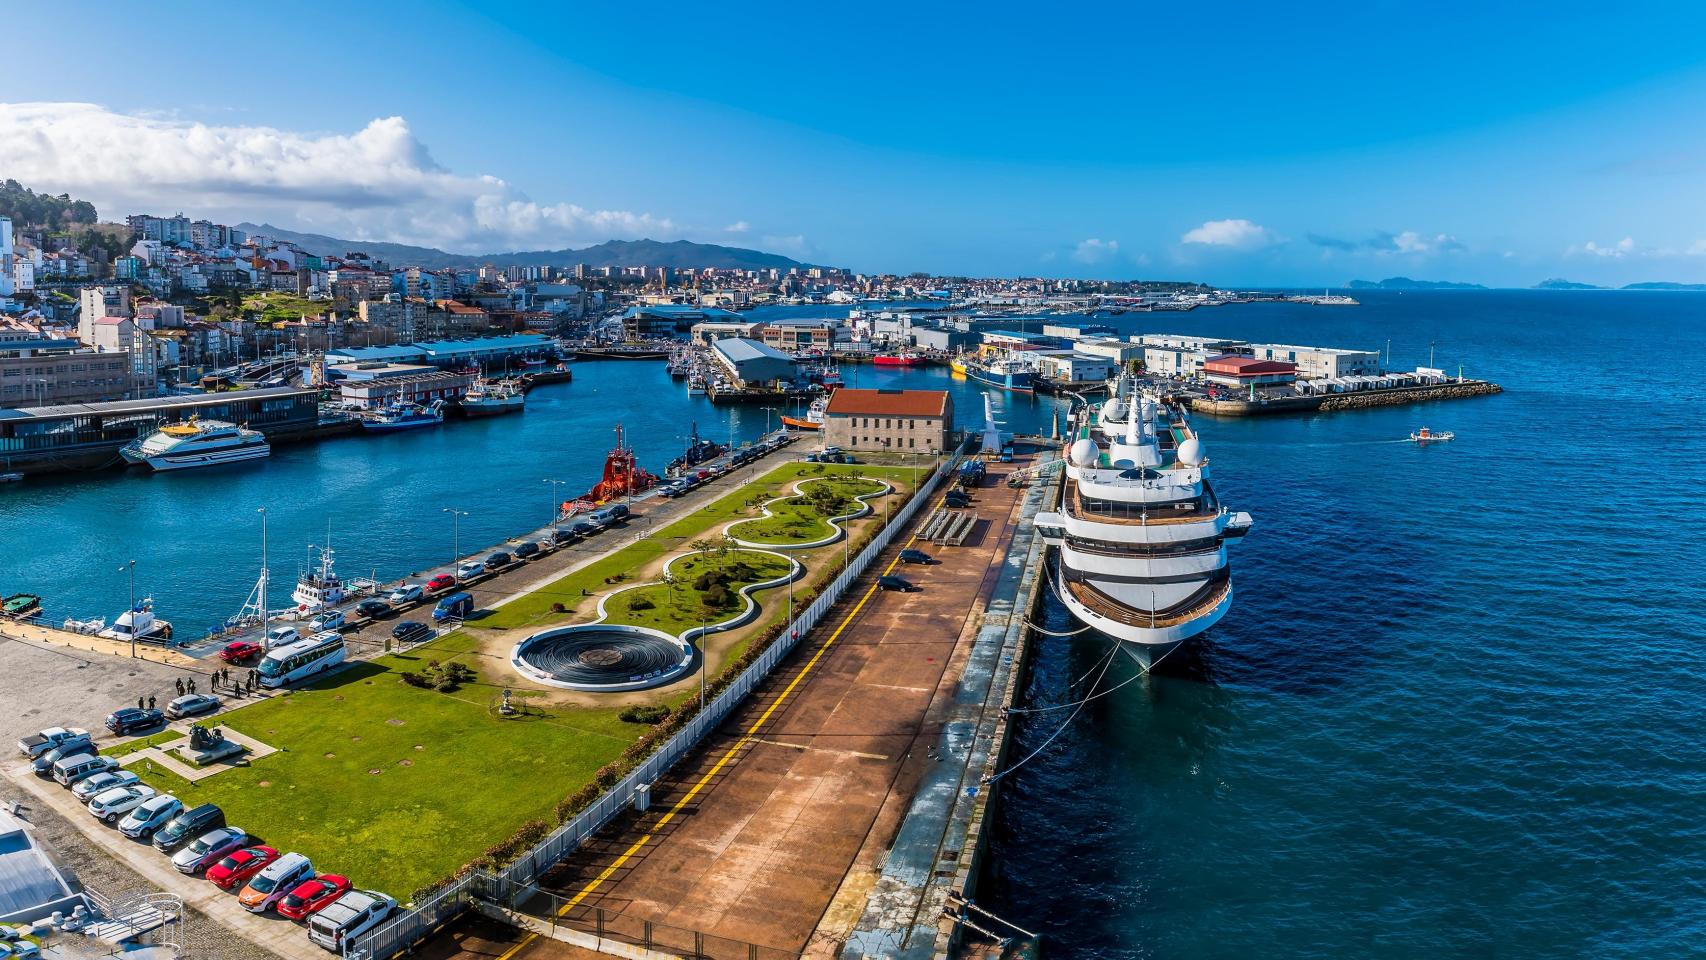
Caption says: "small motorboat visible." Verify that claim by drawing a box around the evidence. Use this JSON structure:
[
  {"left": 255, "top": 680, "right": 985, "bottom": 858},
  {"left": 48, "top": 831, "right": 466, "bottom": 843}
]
[{"left": 1409, "top": 427, "right": 1455, "bottom": 443}]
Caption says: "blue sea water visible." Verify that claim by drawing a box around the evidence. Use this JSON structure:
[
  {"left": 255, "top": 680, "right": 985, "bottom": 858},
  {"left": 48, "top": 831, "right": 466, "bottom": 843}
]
[
  {"left": 0, "top": 303, "right": 1068, "bottom": 634},
  {"left": 981, "top": 291, "right": 1706, "bottom": 958}
]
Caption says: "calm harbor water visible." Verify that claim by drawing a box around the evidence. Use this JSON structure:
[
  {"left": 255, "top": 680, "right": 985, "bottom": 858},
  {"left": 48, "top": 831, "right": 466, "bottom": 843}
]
[
  {"left": 0, "top": 302, "right": 1067, "bottom": 635},
  {"left": 982, "top": 291, "right": 1706, "bottom": 958}
]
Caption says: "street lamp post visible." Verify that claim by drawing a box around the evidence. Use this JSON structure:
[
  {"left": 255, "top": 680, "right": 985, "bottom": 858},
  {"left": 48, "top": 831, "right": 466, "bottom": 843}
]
[
  {"left": 442, "top": 508, "right": 467, "bottom": 568},
  {"left": 257, "top": 507, "right": 269, "bottom": 643},
  {"left": 120, "top": 560, "right": 136, "bottom": 658},
  {"left": 543, "top": 479, "right": 564, "bottom": 538}
]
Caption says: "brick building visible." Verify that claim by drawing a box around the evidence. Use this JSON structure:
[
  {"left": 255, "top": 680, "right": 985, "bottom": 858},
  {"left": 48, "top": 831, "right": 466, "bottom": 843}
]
[{"left": 822, "top": 388, "right": 952, "bottom": 453}]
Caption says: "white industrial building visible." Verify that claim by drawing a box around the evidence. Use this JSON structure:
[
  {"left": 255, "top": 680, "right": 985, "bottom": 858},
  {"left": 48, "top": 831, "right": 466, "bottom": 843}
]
[{"left": 709, "top": 337, "right": 796, "bottom": 385}]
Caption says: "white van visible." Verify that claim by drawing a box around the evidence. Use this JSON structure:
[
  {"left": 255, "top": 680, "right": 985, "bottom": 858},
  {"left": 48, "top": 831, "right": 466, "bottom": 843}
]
[
  {"left": 239, "top": 851, "right": 313, "bottom": 913},
  {"left": 307, "top": 890, "right": 396, "bottom": 952},
  {"left": 53, "top": 753, "right": 118, "bottom": 786}
]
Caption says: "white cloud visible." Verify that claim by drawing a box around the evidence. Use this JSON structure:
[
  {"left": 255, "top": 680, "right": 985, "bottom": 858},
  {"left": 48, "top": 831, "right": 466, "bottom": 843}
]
[
  {"left": 761, "top": 234, "right": 809, "bottom": 255},
  {"left": 1180, "top": 218, "right": 1279, "bottom": 249},
  {"left": 723, "top": 221, "right": 750, "bottom": 234},
  {"left": 1072, "top": 238, "right": 1120, "bottom": 264},
  {"left": 1571, "top": 237, "right": 1636, "bottom": 258},
  {"left": 1389, "top": 230, "right": 1463, "bottom": 255},
  {"left": 0, "top": 101, "right": 686, "bottom": 252}
]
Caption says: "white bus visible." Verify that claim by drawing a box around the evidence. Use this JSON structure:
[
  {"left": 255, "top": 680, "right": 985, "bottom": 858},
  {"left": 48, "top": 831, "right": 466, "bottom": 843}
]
[{"left": 257, "top": 631, "right": 346, "bottom": 689}]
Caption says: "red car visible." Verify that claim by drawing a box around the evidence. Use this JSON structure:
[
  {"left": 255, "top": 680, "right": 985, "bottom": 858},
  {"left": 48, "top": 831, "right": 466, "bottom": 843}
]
[
  {"left": 425, "top": 574, "right": 456, "bottom": 592},
  {"left": 205, "top": 846, "right": 278, "bottom": 891},
  {"left": 219, "top": 640, "right": 263, "bottom": 664},
  {"left": 276, "top": 874, "right": 351, "bottom": 921}
]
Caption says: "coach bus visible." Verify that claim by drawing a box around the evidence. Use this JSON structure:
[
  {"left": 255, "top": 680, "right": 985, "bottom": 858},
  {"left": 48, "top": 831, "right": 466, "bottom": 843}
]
[{"left": 257, "top": 631, "right": 346, "bottom": 689}]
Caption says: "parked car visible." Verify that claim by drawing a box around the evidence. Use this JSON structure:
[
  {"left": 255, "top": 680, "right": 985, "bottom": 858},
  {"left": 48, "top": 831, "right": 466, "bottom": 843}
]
[
  {"left": 571, "top": 521, "right": 598, "bottom": 536},
  {"left": 166, "top": 693, "right": 220, "bottom": 720},
  {"left": 17, "top": 727, "right": 88, "bottom": 759},
  {"left": 485, "top": 550, "right": 513, "bottom": 568},
  {"left": 219, "top": 640, "right": 264, "bottom": 664},
  {"left": 306, "top": 610, "right": 345, "bottom": 632},
  {"left": 944, "top": 492, "right": 971, "bottom": 508},
  {"left": 153, "top": 803, "right": 224, "bottom": 853},
  {"left": 88, "top": 785, "right": 157, "bottom": 824},
  {"left": 277, "top": 874, "right": 351, "bottom": 921},
  {"left": 171, "top": 826, "right": 248, "bottom": 874},
  {"left": 307, "top": 890, "right": 397, "bottom": 952},
  {"left": 512, "top": 541, "right": 540, "bottom": 560},
  {"left": 877, "top": 575, "right": 920, "bottom": 593},
  {"left": 239, "top": 852, "right": 314, "bottom": 912},
  {"left": 354, "top": 598, "right": 392, "bottom": 619},
  {"left": 119, "top": 794, "right": 182, "bottom": 839},
  {"left": 455, "top": 560, "right": 485, "bottom": 578},
  {"left": 823, "top": 446, "right": 843, "bottom": 457},
  {"left": 898, "top": 549, "right": 936, "bottom": 565},
  {"left": 33, "top": 741, "right": 94, "bottom": 777},
  {"left": 432, "top": 592, "right": 474, "bottom": 622},
  {"left": 386, "top": 584, "right": 424, "bottom": 605},
  {"left": 425, "top": 574, "right": 457, "bottom": 592},
  {"left": 390, "top": 620, "right": 431, "bottom": 645},
  {"left": 266, "top": 624, "right": 302, "bottom": 646},
  {"left": 53, "top": 753, "right": 118, "bottom": 786},
  {"left": 105, "top": 707, "right": 165, "bottom": 736},
  {"left": 72, "top": 769, "right": 140, "bottom": 802},
  {"left": 207, "top": 845, "right": 279, "bottom": 891}
]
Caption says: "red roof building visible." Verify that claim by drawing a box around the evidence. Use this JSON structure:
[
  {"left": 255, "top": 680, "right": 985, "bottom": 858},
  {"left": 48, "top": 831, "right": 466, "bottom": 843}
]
[
  {"left": 822, "top": 388, "right": 953, "bottom": 453},
  {"left": 1203, "top": 355, "right": 1297, "bottom": 388}
]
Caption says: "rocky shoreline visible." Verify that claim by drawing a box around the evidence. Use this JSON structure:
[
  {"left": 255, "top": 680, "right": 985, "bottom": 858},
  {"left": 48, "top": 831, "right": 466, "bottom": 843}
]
[{"left": 1189, "top": 380, "right": 1502, "bottom": 416}]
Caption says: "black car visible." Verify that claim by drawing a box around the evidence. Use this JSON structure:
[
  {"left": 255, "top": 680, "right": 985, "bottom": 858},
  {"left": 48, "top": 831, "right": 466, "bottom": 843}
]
[
  {"left": 572, "top": 520, "right": 598, "bottom": 536},
  {"left": 944, "top": 492, "right": 971, "bottom": 508},
  {"left": 513, "top": 541, "right": 541, "bottom": 560},
  {"left": 550, "top": 529, "right": 576, "bottom": 544},
  {"left": 105, "top": 707, "right": 165, "bottom": 736},
  {"left": 355, "top": 598, "right": 393, "bottom": 619},
  {"left": 878, "top": 575, "right": 920, "bottom": 592},
  {"left": 391, "top": 620, "right": 431, "bottom": 644},
  {"left": 898, "top": 549, "right": 936, "bottom": 565},
  {"left": 486, "top": 550, "right": 515, "bottom": 566},
  {"left": 152, "top": 802, "right": 224, "bottom": 852}
]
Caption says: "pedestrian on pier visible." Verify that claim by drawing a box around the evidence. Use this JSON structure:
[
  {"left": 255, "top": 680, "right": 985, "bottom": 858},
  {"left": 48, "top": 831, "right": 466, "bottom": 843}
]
[
  {"left": 175, "top": 678, "right": 184, "bottom": 696},
  {"left": 147, "top": 695, "right": 155, "bottom": 710},
  {"left": 136, "top": 696, "right": 144, "bottom": 710},
  {"left": 247, "top": 675, "right": 255, "bottom": 693},
  {"left": 187, "top": 678, "right": 195, "bottom": 694}
]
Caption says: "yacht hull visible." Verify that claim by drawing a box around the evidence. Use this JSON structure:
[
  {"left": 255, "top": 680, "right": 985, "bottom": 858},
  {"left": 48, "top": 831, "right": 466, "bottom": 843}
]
[{"left": 131, "top": 441, "right": 272, "bottom": 472}]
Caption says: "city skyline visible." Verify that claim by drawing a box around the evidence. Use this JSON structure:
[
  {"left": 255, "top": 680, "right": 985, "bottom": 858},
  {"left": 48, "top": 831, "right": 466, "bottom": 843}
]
[{"left": 5, "top": 2, "right": 1706, "bottom": 285}]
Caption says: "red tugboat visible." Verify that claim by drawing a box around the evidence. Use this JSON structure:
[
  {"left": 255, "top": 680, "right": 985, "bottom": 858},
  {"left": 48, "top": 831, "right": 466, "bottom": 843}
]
[
  {"left": 565, "top": 425, "right": 658, "bottom": 511},
  {"left": 873, "top": 352, "right": 924, "bottom": 367}
]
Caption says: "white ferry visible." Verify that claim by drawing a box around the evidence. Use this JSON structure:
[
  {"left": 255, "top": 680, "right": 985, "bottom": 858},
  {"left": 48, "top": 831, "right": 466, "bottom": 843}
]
[
  {"left": 1035, "top": 375, "right": 1253, "bottom": 670},
  {"left": 120, "top": 419, "right": 270, "bottom": 471}
]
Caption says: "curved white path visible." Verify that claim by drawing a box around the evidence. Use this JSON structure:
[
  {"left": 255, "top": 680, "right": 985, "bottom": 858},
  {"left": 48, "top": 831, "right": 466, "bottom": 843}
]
[{"left": 724, "top": 476, "right": 892, "bottom": 550}]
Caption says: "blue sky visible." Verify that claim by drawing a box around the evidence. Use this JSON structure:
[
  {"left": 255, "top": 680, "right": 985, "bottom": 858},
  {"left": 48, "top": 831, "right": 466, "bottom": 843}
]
[{"left": 5, "top": 0, "right": 1706, "bottom": 285}]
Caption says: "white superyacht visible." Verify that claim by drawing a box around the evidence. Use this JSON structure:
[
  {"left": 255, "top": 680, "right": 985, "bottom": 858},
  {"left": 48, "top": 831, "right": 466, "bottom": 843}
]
[{"left": 1035, "top": 376, "right": 1253, "bottom": 669}]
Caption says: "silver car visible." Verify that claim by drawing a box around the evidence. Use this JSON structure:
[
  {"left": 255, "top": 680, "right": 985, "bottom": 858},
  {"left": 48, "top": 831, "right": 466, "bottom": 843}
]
[
  {"left": 171, "top": 826, "right": 247, "bottom": 874},
  {"left": 72, "top": 769, "right": 140, "bottom": 802},
  {"left": 119, "top": 794, "right": 182, "bottom": 839},
  {"left": 87, "top": 785, "right": 157, "bottom": 824}
]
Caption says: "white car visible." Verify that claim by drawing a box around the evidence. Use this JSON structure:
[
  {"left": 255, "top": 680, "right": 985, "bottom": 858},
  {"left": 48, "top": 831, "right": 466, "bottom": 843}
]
[
  {"left": 307, "top": 890, "right": 396, "bottom": 952},
  {"left": 386, "top": 584, "right": 423, "bottom": 604},
  {"left": 306, "top": 610, "right": 345, "bottom": 632},
  {"left": 456, "top": 560, "right": 485, "bottom": 578},
  {"left": 118, "top": 794, "right": 182, "bottom": 839},
  {"left": 171, "top": 826, "right": 247, "bottom": 874},
  {"left": 87, "top": 784, "right": 157, "bottom": 823},
  {"left": 72, "top": 769, "right": 140, "bottom": 802},
  {"left": 265, "top": 625, "right": 301, "bottom": 647}
]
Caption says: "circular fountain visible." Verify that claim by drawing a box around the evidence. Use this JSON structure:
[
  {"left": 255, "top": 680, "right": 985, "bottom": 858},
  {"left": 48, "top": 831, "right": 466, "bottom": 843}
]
[{"left": 510, "top": 624, "right": 694, "bottom": 692}]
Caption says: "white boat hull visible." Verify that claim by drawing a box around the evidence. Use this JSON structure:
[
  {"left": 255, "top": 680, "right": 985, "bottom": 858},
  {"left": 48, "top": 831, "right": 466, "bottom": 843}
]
[
  {"left": 138, "top": 442, "right": 271, "bottom": 472},
  {"left": 1055, "top": 564, "right": 1232, "bottom": 666}
]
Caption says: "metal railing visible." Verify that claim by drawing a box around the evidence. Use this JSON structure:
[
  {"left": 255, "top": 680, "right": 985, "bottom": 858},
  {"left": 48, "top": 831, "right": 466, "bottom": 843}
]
[
  {"left": 498, "top": 876, "right": 803, "bottom": 960},
  {"left": 346, "top": 456, "right": 954, "bottom": 960}
]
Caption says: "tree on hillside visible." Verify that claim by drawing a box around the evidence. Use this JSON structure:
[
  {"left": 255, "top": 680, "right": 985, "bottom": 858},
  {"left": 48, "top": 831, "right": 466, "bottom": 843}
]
[{"left": 0, "top": 180, "right": 100, "bottom": 230}]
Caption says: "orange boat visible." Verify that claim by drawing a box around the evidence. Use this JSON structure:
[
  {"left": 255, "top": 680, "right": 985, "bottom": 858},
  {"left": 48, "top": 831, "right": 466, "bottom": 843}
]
[
  {"left": 566, "top": 425, "right": 658, "bottom": 507},
  {"left": 781, "top": 396, "right": 827, "bottom": 431}
]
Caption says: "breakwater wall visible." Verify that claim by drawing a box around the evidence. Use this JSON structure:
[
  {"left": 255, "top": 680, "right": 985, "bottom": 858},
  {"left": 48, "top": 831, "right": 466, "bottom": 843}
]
[{"left": 1190, "top": 379, "right": 1501, "bottom": 417}]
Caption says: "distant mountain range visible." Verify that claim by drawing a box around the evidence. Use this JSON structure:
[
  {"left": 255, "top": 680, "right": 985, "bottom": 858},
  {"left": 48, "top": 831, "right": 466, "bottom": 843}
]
[
  {"left": 1534, "top": 278, "right": 1603, "bottom": 290},
  {"left": 235, "top": 223, "right": 811, "bottom": 272},
  {"left": 1347, "top": 277, "right": 1488, "bottom": 290}
]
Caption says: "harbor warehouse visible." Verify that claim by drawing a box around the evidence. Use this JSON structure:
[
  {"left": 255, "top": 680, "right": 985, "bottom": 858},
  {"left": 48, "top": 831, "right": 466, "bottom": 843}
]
[
  {"left": 709, "top": 337, "right": 795, "bottom": 386},
  {"left": 823, "top": 388, "right": 952, "bottom": 453}
]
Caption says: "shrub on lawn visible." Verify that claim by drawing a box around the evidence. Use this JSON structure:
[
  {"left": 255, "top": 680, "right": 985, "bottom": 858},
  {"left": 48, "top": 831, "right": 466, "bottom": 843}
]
[
  {"left": 626, "top": 595, "right": 655, "bottom": 612},
  {"left": 402, "top": 660, "right": 476, "bottom": 693},
  {"left": 619, "top": 704, "right": 671, "bottom": 725}
]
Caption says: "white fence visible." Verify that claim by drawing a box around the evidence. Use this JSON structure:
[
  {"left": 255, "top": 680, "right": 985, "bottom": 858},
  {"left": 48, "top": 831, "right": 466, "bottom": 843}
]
[{"left": 346, "top": 455, "right": 956, "bottom": 959}]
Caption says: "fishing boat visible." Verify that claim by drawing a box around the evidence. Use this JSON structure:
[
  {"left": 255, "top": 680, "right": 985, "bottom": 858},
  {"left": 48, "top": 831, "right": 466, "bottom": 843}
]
[
  {"left": 873, "top": 352, "right": 924, "bottom": 367},
  {"left": 1409, "top": 427, "right": 1455, "bottom": 443},
  {"left": 362, "top": 400, "right": 445, "bottom": 432},
  {"left": 292, "top": 544, "right": 345, "bottom": 611},
  {"left": 952, "top": 353, "right": 1035, "bottom": 394},
  {"left": 667, "top": 422, "right": 727, "bottom": 475},
  {"left": 120, "top": 418, "right": 271, "bottom": 471},
  {"left": 781, "top": 396, "right": 828, "bottom": 431},
  {"left": 460, "top": 378, "right": 526, "bottom": 417},
  {"left": 1, "top": 593, "right": 42, "bottom": 618},
  {"left": 99, "top": 600, "right": 173, "bottom": 644}
]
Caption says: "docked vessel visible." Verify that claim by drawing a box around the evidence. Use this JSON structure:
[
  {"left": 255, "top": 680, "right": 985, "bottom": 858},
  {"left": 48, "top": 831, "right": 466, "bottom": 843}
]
[
  {"left": 667, "top": 423, "right": 727, "bottom": 475},
  {"left": 120, "top": 419, "right": 271, "bottom": 471},
  {"left": 461, "top": 379, "right": 526, "bottom": 417},
  {"left": 1035, "top": 376, "right": 1253, "bottom": 670},
  {"left": 1, "top": 593, "right": 42, "bottom": 618},
  {"left": 873, "top": 352, "right": 924, "bottom": 367},
  {"left": 361, "top": 400, "right": 444, "bottom": 432},
  {"left": 292, "top": 544, "right": 345, "bottom": 611},
  {"left": 98, "top": 600, "right": 173, "bottom": 644},
  {"left": 952, "top": 353, "right": 1035, "bottom": 394},
  {"left": 781, "top": 396, "right": 828, "bottom": 431}
]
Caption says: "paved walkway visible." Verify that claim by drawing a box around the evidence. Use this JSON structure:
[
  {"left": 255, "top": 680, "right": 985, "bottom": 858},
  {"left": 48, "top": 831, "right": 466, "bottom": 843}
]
[
  {"left": 3, "top": 759, "right": 326, "bottom": 960},
  {"left": 493, "top": 456, "right": 1031, "bottom": 959}
]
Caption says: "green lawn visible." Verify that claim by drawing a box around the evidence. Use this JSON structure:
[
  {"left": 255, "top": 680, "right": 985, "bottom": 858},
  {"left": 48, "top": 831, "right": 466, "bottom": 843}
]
[
  {"left": 242, "top": 292, "right": 324, "bottom": 322},
  {"left": 116, "top": 631, "right": 641, "bottom": 898},
  {"left": 604, "top": 549, "right": 794, "bottom": 637},
  {"left": 480, "top": 462, "right": 914, "bottom": 630},
  {"left": 727, "top": 475, "right": 889, "bottom": 545}
]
